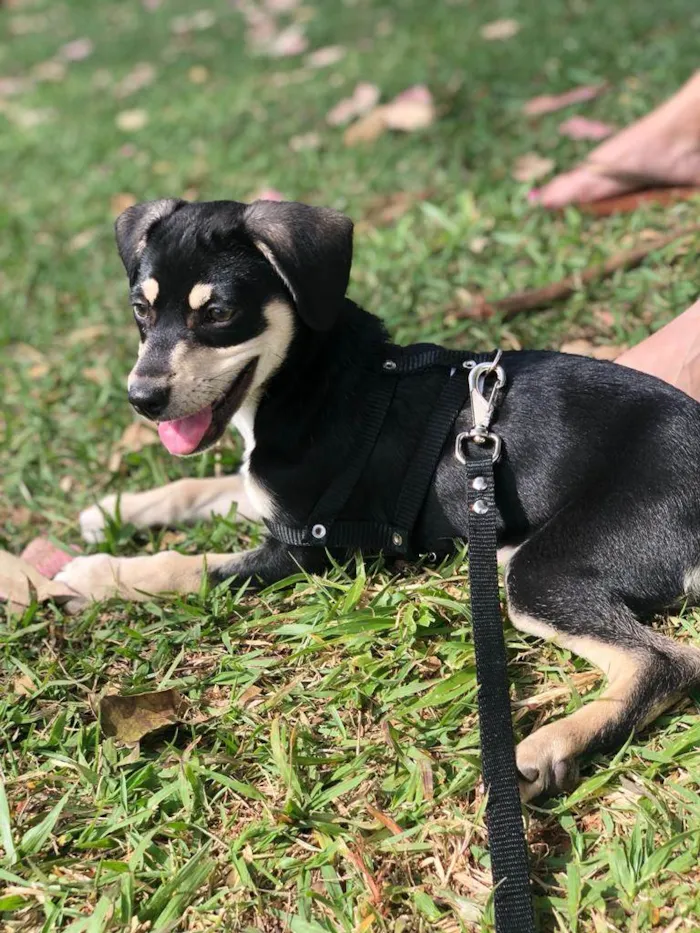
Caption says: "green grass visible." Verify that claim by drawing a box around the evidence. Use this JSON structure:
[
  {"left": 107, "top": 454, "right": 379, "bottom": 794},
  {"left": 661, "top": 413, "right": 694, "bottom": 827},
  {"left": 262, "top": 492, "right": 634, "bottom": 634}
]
[{"left": 3, "top": 0, "right": 700, "bottom": 929}]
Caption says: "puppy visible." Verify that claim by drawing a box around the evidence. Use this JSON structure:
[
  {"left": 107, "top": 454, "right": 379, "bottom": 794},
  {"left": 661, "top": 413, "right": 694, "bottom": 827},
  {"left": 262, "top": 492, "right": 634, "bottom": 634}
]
[{"left": 58, "top": 198, "right": 700, "bottom": 800}]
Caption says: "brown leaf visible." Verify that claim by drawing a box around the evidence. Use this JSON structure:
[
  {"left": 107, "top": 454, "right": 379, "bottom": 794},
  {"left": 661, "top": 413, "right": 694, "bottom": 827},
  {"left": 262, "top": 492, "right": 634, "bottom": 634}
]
[
  {"left": 523, "top": 83, "right": 606, "bottom": 116},
  {"left": 32, "top": 60, "right": 67, "bottom": 83},
  {"left": 343, "top": 108, "right": 387, "bottom": 146},
  {"left": 100, "top": 689, "right": 188, "bottom": 743},
  {"left": 13, "top": 675, "right": 34, "bottom": 697},
  {"left": 21, "top": 537, "right": 75, "bottom": 579},
  {"left": 66, "top": 324, "right": 112, "bottom": 345},
  {"left": 267, "top": 24, "right": 307, "bottom": 57},
  {"left": 560, "top": 339, "right": 623, "bottom": 359},
  {"left": 289, "top": 131, "right": 320, "bottom": 151},
  {"left": 558, "top": 116, "right": 615, "bottom": 140},
  {"left": 305, "top": 45, "right": 345, "bottom": 69},
  {"left": 512, "top": 152, "right": 554, "bottom": 182},
  {"left": 480, "top": 18, "right": 520, "bottom": 40},
  {"left": 366, "top": 804, "right": 402, "bottom": 835},
  {"left": 188, "top": 65, "right": 209, "bottom": 85},
  {"left": 69, "top": 229, "right": 97, "bottom": 252},
  {"left": 357, "top": 189, "right": 433, "bottom": 232},
  {"left": 109, "top": 420, "right": 160, "bottom": 472},
  {"left": 327, "top": 82, "right": 380, "bottom": 126},
  {"left": 0, "top": 550, "right": 76, "bottom": 611},
  {"left": 115, "top": 63, "right": 156, "bottom": 98},
  {"left": 0, "top": 77, "right": 30, "bottom": 97},
  {"left": 111, "top": 192, "right": 137, "bottom": 216},
  {"left": 116, "top": 109, "right": 148, "bottom": 131},
  {"left": 59, "top": 38, "right": 94, "bottom": 62},
  {"left": 382, "top": 84, "right": 435, "bottom": 132}
]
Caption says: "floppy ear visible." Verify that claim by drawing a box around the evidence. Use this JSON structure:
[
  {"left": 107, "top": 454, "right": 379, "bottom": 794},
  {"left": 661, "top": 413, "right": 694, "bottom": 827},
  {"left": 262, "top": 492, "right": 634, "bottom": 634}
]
[
  {"left": 242, "top": 200, "right": 353, "bottom": 331},
  {"left": 114, "top": 198, "right": 185, "bottom": 280}
]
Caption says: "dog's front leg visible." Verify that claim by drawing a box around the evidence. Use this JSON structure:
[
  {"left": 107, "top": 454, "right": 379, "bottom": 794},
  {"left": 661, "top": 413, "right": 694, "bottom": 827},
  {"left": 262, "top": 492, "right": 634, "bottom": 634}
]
[
  {"left": 55, "top": 539, "right": 322, "bottom": 613},
  {"left": 79, "top": 475, "right": 259, "bottom": 543}
]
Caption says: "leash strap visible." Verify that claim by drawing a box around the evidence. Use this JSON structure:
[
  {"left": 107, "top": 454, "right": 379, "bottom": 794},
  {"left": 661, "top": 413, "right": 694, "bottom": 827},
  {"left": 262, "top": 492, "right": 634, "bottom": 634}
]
[{"left": 463, "top": 418, "right": 535, "bottom": 931}]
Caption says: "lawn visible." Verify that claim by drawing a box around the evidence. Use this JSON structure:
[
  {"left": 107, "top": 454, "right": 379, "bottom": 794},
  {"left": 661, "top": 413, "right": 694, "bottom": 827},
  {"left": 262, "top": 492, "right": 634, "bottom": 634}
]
[{"left": 3, "top": 0, "right": 700, "bottom": 930}]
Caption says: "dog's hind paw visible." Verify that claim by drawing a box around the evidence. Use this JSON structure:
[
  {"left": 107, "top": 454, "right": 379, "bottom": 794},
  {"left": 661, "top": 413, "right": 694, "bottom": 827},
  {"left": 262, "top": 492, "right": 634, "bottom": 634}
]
[
  {"left": 79, "top": 496, "right": 117, "bottom": 544},
  {"left": 516, "top": 726, "right": 580, "bottom": 802}
]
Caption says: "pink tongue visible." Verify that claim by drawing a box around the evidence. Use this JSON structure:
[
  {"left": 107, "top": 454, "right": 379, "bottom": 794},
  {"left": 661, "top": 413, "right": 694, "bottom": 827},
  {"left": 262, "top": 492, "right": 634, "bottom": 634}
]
[{"left": 157, "top": 406, "right": 213, "bottom": 455}]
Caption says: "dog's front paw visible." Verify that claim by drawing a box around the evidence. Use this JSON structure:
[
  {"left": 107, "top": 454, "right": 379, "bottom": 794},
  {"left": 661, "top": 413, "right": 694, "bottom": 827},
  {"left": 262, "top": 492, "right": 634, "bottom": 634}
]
[
  {"left": 79, "top": 496, "right": 118, "bottom": 544},
  {"left": 516, "top": 726, "right": 580, "bottom": 802},
  {"left": 55, "top": 553, "right": 123, "bottom": 612}
]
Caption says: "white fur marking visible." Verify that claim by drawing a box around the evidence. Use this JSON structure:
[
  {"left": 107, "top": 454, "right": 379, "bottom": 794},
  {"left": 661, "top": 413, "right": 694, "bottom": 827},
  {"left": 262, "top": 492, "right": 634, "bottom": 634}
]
[
  {"left": 141, "top": 277, "right": 159, "bottom": 304},
  {"left": 188, "top": 282, "right": 213, "bottom": 310}
]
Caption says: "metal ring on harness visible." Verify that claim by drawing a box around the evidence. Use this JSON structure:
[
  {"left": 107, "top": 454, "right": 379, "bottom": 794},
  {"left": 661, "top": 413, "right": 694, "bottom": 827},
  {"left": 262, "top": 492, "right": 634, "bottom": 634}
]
[{"left": 455, "top": 428, "right": 502, "bottom": 464}]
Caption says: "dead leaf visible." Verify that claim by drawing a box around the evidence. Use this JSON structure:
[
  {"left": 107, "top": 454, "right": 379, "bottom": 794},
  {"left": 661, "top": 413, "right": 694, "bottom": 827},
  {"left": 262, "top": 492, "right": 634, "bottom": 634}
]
[
  {"left": 32, "top": 60, "right": 67, "bottom": 83},
  {"left": 171, "top": 11, "right": 217, "bottom": 34},
  {"left": 356, "top": 189, "right": 433, "bottom": 232},
  {"left": 66, "top": 324, "right": 112, "bottom": 344},
  {"left": 28, "top": 362, "right": 49, "bottom": 379},
  {"left": 480, "top": 18, "right": 520, "bottom": 40},
  {"left": 343, "top": 108, "right": 387, "bottom": 146},
  {"left": 512, "top": 152, "right": 554, "bottom": 182},
  {"left": 7, "top": 107, "right": 54, "bottom": 129},
  {"left": 560, "top": 339, "right": 622, "bottom": 360},
  {"left": 289, "top": 131, "right": 320, "bottom": 151},
  {"left": 13, "top": 675, "right": 34, "bottom": 696},
  {"left": 59, "top": 38, "right": 94, "bottom": 62},
  {"left": 115, "top": 63, "right": 156, "bottom": 98},
  {"left": 10, "top": 343, "right": 47, "bottom": 365},
  {"left": 69, "top": 229, "right": 97, "bottom": 252},
  {"left": 21, "top": 537, "right": 75, "bottom": 579},
  {"left": 109, "top": 420, "right": 160, "bottom": 472},
  {"left": 100, "top": 689, "right": 188, "bottom": 743},
  {"left": 266, "top": 24, "right": 307, "bottom": 57},
  {"left": 265, "top": 0, "right": 300, "bottom": 11},
  {"left": 83, "top": 367, "right": 108, "bottom": 385},
  {"left": 305, "top": 45, "right": 345, "bottom": 69},
  {"left": 116, "top": 109, "right": 148, "bottom": 131},
  {"left": 111, "top": 192, "right": 137, "bottom": 216},
  {"left": 188, "top": 65, "right": 209, "bottom": 84},
  {"left": 523, "top": 83, "right": 606, "bottom": 116},
  {"left": 558, "top": 116, "right": 615, "bottom": 140},
  {"left": 250, "top": 187, "right": 286, "bottom": 202},
  {"left": 59, "top": 476, "right": 74, "bottom": 494},
  {"left": 326, "top": 82, "right": 380, "bottom": 126},
  {"left": 382, "top": 84, "right": 434, "bottom": 131},
  {"left": 0, "top": 550, "right": 76, "bottom": 611},
  {"left": 0, "top": 77, "right": 30, "bottom": 97}
]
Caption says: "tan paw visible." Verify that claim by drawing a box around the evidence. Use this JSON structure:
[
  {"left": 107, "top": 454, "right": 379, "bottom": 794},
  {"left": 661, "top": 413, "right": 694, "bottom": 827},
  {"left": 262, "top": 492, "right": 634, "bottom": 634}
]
[
  {"left": 79, "top": 496, "right": 119, "bottom": 544},
  {"left": 516, "top": 725, "right": 580, "bottom": 802},
  {"left": 55, "top": 553, "right": 125, "bottom": 611}
]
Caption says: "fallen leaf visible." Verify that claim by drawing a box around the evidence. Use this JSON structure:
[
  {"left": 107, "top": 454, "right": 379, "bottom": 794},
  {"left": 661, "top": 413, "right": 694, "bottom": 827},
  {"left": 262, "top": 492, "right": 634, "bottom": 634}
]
[
  {"left": 116, "top": 109, "right": 148, "bottom": 131},
  {"left": 28, "top": 362, "right": 48, "bottom": 378},
  {"left": 8, "top": 107, "right": 55, "bottom": 129},
  {"left": 305, "top": 45, "right": 345, "bottom": 69},
  {"left": 560, "top": 339, "right": 623, "bottom": 359},
  {"left": 523, "top": 83, "right": 606, "bottom": 116},
  {"left": 115, "top": 63, "right": 156, "bottom": 98},
  {"left": 100, "top": 689, "right": 188, "bottom": 743},
  {"left": 0, "top": 550, "right": 76, "bottom": 611},
  {"left": 480, "top": 18, "right": 520, "bottom": 40},
  {"left": 265, "top": 0, "right": 300, "bottom": 11},
  {"left": 83, "top": 366, "right": 108, "bottom": 385},
  {"left": 59, "top": 476, "right": 74, "bottom": 494},
  {"left": 289, "top": 131, "right": 320, "bottom": 151},
  {"left": 111, "top": 192, "right": 137, "bottom": 216},
  {"left": 469, "top": 235, "right": 489, "bottom": 254},
  {"left": 267, "top": 24, "right": 307, "bottom": 57},
  {"left": 66, "top": 324, "right": 112, "bottom": 344},
  {"left": 343, "top": 107, "right": 387, "bottom": 146},
  {"left": 381, "top": 84, "right": 434, "bottom": 132},
  {"left": 188, "top": 65, "right": 209, "bottom": 84},
  {"left": 109, "top": 420, "right": 160, "bottom": 472},
  {"left": 327, "top": 81, "right": 380, "bottom": 126},
  {"left": 59, "top": 38, "right": 94, "bottom": 62},
  {"left": 10, "top": 343, "right": 47, "bottom": 365},
  {"left": 250, "top": 187, "right": 286, "bottom": 202},
  {"left": 21, "top": 538, "right": 75, "bottom": 579},
  {"left": 512, "top": 152, "right": 554, "bottom": 182},
  {"left": 0, "top": 77, "right": 30, "bottom": 97},
  {"left": 356, "top": 189, "right": 433, "bottom": 232},
  {"left": 171, "top": 10, "right": 216, "bottom": 34},
  {"left": 69, "top": 229, "right": 97, "bottom": 252},
  {"left": 558, "top": 116, "right": 615, "bottom": 140},
  {"left": 32, "top": 60, "right": 67, "bottom": 83},
  {"left": 13, "top": 675, "right": 34, "bottom": 696}
]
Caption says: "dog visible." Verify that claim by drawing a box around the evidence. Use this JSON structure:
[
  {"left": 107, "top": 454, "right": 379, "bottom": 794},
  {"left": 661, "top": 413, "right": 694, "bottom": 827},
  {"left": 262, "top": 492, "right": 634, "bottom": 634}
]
[{"left": 57, "top": 197, "right": 700, "bottom": 801}]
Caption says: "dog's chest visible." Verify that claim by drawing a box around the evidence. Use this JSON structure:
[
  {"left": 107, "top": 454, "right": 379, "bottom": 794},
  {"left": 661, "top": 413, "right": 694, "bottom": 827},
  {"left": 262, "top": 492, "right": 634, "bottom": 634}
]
[{"left": 232, "top": 398, "right": 277, "bottom": 521}]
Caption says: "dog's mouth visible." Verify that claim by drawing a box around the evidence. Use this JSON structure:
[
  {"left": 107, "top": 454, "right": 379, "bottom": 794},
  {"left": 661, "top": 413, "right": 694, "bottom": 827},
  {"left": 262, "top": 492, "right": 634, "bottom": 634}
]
[{"left": 156, "top": 359, "right": 258, "bottom": 456}]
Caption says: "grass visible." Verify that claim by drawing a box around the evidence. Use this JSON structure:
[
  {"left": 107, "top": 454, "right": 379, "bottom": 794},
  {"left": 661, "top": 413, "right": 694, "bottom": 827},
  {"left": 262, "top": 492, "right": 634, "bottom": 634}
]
[{"left": 2, "top": 0, "right": 700, "bottom": 929}]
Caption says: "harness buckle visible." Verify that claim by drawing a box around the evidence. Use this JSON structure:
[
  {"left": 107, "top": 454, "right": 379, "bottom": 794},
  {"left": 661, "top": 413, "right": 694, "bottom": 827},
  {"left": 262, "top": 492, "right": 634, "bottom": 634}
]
[{"left": 456, "top": 352, "right": 505, "bottom": 464}]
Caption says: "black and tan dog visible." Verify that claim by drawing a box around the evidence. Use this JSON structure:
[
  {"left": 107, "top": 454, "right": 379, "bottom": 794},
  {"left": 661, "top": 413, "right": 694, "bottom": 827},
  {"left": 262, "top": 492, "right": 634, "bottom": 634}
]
[{"left": 58, "top": 198, "right": 700, "bottom": 801}]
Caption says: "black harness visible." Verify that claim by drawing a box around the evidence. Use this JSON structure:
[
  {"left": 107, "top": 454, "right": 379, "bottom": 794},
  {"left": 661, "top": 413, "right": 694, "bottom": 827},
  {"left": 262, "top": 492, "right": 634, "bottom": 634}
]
[{"left": 265, "top": 343, "right": 536, "bottom": 933}]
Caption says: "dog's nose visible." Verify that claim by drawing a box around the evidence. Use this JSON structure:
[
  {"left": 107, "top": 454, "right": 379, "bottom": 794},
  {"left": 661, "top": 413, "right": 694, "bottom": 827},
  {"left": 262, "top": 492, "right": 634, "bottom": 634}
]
[{"left": 128, "top": 382, "right": 170, "bottom": 420}]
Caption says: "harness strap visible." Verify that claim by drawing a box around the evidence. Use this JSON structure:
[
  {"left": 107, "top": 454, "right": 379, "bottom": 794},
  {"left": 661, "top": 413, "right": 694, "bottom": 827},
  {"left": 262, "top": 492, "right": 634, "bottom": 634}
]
[{"left": 465, "top": 443, "right": 535, "bottom": 933}]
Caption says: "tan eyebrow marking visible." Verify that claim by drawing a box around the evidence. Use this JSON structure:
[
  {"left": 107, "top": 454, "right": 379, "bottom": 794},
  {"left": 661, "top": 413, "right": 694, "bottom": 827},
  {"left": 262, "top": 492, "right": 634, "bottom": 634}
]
[
  {"left": 141, "top": 277, "right": 159, "bottom": 304},
  {"left": 188, "top": 283, "right": 214, "bottom": 310}
]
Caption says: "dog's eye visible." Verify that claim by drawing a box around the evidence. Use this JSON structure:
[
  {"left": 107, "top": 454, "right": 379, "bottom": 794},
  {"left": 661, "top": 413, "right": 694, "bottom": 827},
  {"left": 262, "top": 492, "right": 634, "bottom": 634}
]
[
  {"left": 132, "top": 303, "right": 149, "bottom": 320},
  {"left": 207, "top": 306, "right": 234, "bottom": 325}
]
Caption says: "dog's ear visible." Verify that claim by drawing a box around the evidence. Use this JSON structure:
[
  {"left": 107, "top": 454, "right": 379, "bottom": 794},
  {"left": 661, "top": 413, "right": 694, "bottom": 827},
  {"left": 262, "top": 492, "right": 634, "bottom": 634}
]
[
  {"left": 242, "top": 200, "right": 353, "bottom": 331},
  {"left": 115, "top": 198, "right": 184, "bottom": 280}
]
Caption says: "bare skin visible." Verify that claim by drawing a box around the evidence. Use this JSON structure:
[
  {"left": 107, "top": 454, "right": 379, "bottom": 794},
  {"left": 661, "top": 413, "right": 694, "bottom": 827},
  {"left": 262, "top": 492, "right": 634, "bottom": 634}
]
[{"left": 532, "top": 71, "right": 700, "bottom": 209}]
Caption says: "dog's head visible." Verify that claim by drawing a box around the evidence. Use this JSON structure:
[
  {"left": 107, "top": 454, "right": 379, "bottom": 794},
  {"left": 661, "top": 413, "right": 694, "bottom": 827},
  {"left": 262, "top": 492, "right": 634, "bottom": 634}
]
[{"left": 115, "top": 198, "right": 353, "bottom": 455}]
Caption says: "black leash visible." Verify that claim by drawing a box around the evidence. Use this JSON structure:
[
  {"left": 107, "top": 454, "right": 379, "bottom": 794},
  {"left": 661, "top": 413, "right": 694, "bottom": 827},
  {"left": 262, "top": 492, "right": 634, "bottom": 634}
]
[{"left": 458, "top": 357, "right": 536, "bottom": 932}]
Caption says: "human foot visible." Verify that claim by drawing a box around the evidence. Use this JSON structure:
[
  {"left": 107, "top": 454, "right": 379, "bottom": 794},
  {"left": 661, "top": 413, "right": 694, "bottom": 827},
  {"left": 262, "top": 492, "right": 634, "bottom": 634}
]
[{"left": 532, "top": 71, "right": 700, "bottom": 209}]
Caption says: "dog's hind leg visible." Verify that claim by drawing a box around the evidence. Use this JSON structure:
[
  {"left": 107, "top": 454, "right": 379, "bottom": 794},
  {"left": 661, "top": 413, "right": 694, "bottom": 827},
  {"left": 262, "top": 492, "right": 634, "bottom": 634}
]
[
  {"left": 504, "top": 504, "right": 700, "bottom": 801},
  {"left": 79, "top": 475, "right": 258, "bottom": 542}
]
